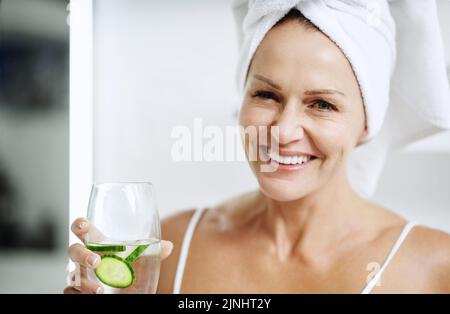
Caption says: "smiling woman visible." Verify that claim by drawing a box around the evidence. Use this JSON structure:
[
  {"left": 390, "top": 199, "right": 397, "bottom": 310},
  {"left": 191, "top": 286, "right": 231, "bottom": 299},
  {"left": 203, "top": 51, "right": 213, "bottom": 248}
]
[
  {"left": 65, "top": 0, "right": 450, "bottom": 295},
  {"left": 156, "top": 3, "right": 450, "bottom": 294}
]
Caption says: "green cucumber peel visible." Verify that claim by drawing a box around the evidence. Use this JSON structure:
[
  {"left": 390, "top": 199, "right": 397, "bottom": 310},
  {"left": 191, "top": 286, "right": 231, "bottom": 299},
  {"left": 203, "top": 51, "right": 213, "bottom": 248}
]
[
  {"left": 124, "top": 244, "right": 150, "bottom": 263},
  {"left": 86, "top": 243, "right": 126, "bottom": 252}
]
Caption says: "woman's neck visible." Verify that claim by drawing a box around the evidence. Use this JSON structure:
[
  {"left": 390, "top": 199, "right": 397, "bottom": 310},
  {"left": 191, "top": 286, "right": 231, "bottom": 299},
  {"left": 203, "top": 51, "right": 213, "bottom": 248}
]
[{"left": 256, "top": 173, "right": 371, "bottom": 265}]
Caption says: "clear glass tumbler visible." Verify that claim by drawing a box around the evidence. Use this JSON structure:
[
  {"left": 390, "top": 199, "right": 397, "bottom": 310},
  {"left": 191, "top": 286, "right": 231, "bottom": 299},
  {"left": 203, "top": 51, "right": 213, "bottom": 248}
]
[{"left": 85, "top": 182, "right": 161, "bottom": 294}]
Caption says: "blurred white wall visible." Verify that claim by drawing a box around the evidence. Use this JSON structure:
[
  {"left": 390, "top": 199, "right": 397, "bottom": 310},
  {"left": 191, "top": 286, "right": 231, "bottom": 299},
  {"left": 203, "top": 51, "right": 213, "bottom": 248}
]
[
  {"left": 93, "top": 0, "right": 257, "bottom": 216},
  {"left": 91, "top": 0, "right": 450, "bottom": 232}
]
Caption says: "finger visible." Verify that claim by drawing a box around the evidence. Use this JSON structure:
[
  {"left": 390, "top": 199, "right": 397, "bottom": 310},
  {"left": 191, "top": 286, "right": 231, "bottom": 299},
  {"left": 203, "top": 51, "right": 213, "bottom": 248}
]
[
  {"left": 71, "top": 218, "right": 106, "bottom": 243},
  {"left": 63, "top": 286, "right": 82, "bottom": 294},
  {"left": 160, "top": 240, "right": 173, "bottom": 260},
  {"left": 71, "top": 217, "right": 90, "bottom": 242},
  {"left": 68, "top": 243, "right": 101, "bottom": 269},
  {"left": 75, "top": 277, "right": 104, "bottom": 294}
]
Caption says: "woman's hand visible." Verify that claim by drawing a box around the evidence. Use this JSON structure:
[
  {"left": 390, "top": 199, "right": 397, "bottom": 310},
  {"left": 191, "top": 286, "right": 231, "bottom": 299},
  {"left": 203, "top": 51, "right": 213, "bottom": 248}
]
[{"left": 63, "top": 217, "right": 174, "bottom": 294}]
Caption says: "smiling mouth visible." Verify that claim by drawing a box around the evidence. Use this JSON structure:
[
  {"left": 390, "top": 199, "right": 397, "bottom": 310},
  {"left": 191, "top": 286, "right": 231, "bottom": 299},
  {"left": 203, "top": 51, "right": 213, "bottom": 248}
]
[{"left": 260, "top": 146, "right": 318, "bottom": 166}]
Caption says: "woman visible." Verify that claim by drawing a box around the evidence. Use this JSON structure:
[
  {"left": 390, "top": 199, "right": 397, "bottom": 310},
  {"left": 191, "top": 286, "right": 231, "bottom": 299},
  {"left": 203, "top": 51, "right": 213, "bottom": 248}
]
[{"left": 64, "top": 3, "right": 450, "bottom": 294}]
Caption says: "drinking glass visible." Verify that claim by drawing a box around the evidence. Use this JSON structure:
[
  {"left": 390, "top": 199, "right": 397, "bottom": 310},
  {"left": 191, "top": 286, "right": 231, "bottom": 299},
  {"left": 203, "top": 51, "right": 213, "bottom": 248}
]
[{"left": 85, "top": 182, "right": 161, "bottom": 294}]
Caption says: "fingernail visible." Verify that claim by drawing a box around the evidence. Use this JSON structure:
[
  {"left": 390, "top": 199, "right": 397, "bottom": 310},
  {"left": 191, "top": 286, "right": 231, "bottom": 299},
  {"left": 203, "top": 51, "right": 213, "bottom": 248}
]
[
  {"left": 78, "top": 221, "right": 87, "bottom": 229},
  {"left": 88, "top": 254, "right": 99, "bottom": 267},
  {"left": 94, "top": 286, "right": 103, "bottom": 294}
]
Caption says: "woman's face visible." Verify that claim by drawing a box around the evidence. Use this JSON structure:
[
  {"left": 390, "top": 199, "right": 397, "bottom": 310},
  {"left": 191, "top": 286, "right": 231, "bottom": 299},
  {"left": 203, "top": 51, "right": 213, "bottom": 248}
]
[{"left": 239, "top": 20, "right": 367, "bottom": 202}]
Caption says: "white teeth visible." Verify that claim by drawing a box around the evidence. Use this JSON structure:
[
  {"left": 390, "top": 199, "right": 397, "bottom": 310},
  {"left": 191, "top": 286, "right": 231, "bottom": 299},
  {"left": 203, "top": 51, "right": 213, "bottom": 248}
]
[{"left": 268, "top": 149, "right": 312, "bottom": 165}]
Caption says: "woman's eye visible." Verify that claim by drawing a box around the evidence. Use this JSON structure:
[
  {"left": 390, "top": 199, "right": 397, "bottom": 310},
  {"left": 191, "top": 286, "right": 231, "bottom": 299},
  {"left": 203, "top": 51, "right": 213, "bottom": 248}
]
[
  {"left": 252, "top": 90, "right": 280, "bottom": 102},
  {"left": 310, "top": 100, "right": 338, "bottom": 111}
]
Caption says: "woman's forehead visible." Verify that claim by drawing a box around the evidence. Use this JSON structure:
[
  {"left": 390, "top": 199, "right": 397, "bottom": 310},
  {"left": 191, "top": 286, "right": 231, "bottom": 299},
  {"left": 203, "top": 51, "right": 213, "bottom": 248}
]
[{"left": 249, "top": 21, "right": 358, "bottom": 93}]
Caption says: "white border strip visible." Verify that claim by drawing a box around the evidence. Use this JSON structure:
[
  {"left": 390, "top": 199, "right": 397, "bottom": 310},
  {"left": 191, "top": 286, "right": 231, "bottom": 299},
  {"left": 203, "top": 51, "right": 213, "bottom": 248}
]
[{"left": 69, "top": 0, "right": 93, "bottom": 246}]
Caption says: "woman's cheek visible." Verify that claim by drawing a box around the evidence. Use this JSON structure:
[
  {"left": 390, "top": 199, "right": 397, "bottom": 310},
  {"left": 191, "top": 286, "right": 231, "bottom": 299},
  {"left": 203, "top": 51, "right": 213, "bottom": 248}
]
[
  {"left": 310, "top": 122, "right": 350, "bottom": 157},
  {"left": 239, "top": 103, "right": 276, "bottom": 128}
]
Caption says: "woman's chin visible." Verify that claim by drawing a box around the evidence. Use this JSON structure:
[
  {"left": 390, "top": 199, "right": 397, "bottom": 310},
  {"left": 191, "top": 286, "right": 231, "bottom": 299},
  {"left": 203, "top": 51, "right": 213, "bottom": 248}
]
[{"left": 258, "top": 180, "right": 312, "bottom": 202}]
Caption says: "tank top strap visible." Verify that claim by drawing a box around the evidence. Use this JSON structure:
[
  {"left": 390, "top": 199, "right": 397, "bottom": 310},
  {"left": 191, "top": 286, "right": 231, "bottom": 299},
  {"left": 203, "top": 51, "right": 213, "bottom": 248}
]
[
  {"left": 173, "top": 207, "right": 206, "bottom": 294},
  {"left": 361, "top": 221, "right": 419, "bottom": 294}
]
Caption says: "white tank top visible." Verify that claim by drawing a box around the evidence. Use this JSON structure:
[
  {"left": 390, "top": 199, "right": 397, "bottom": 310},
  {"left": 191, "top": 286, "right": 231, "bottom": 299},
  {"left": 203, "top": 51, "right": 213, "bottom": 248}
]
[{"left": 172, "top": 207, "right": 418, "bottom": 294}]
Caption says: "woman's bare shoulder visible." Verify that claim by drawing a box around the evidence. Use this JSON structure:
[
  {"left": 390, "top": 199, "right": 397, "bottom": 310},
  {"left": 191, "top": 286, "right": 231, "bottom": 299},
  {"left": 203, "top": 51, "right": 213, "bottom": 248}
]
[
  {"left": 355, "top": 202, "right": 450, "bottom": 292},
  {"left": 403, "top": 224, "right": 450, "bottom": 263},
  {"left": 161, "top": 208, "right": 198, "bottom": 237},
  {"left": 407, "top": 225, "right": 450, "bottom": 292},
  {"left": 378, "top": 223, "right": 450, "bottom": 293},
  {"left": 157, "top": 208, "right": 197, "bottom": 294}
]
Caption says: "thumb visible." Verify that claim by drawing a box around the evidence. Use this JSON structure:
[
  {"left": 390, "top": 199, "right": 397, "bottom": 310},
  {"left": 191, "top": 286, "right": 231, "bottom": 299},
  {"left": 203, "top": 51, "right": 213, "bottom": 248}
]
[{"left": 160, "top": 240, "right": 174, "bottom": 260}]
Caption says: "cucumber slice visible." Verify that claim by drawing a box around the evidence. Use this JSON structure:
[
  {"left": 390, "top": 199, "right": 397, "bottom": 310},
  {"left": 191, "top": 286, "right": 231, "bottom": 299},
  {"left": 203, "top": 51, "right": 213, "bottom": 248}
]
[
  {"left": 95, "top": 255, "right": 135, "bottom": 288},
  {"left": 125, "top": 244, "right": 150, "bottom": 263},
  {"left": 86, "top": 243, "right": 126, "bottom": 252}
]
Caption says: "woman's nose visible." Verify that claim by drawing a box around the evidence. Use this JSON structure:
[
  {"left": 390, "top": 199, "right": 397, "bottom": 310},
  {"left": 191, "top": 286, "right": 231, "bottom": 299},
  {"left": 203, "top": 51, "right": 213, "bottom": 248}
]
[{"left": 273, "top": 101, "right": 304, "bottom": 145}]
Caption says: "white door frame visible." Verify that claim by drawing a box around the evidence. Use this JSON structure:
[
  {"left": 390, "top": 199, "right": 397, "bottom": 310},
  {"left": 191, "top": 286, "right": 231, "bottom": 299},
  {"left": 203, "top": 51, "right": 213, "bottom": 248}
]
[{"left": 69, "top": 0, "right": 94, "bottom": 245}]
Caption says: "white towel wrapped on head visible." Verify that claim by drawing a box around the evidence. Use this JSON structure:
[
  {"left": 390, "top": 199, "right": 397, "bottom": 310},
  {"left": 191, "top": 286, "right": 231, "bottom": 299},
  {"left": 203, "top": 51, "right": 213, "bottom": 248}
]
[{"left": 232, "top": 0, "right": 450, "bottom": 197}]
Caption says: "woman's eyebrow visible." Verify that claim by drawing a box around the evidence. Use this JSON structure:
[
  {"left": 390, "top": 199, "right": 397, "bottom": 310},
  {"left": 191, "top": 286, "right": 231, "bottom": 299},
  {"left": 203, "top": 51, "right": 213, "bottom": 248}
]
[
  {"left": 253, "top": 74, "right": 282, "bottom": 90},
  {"left": 253, "top": 74, "right": 346, "bottom": 97},
  {"left": 305, "top": 89, "right": 346, "bottom": 97}
]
